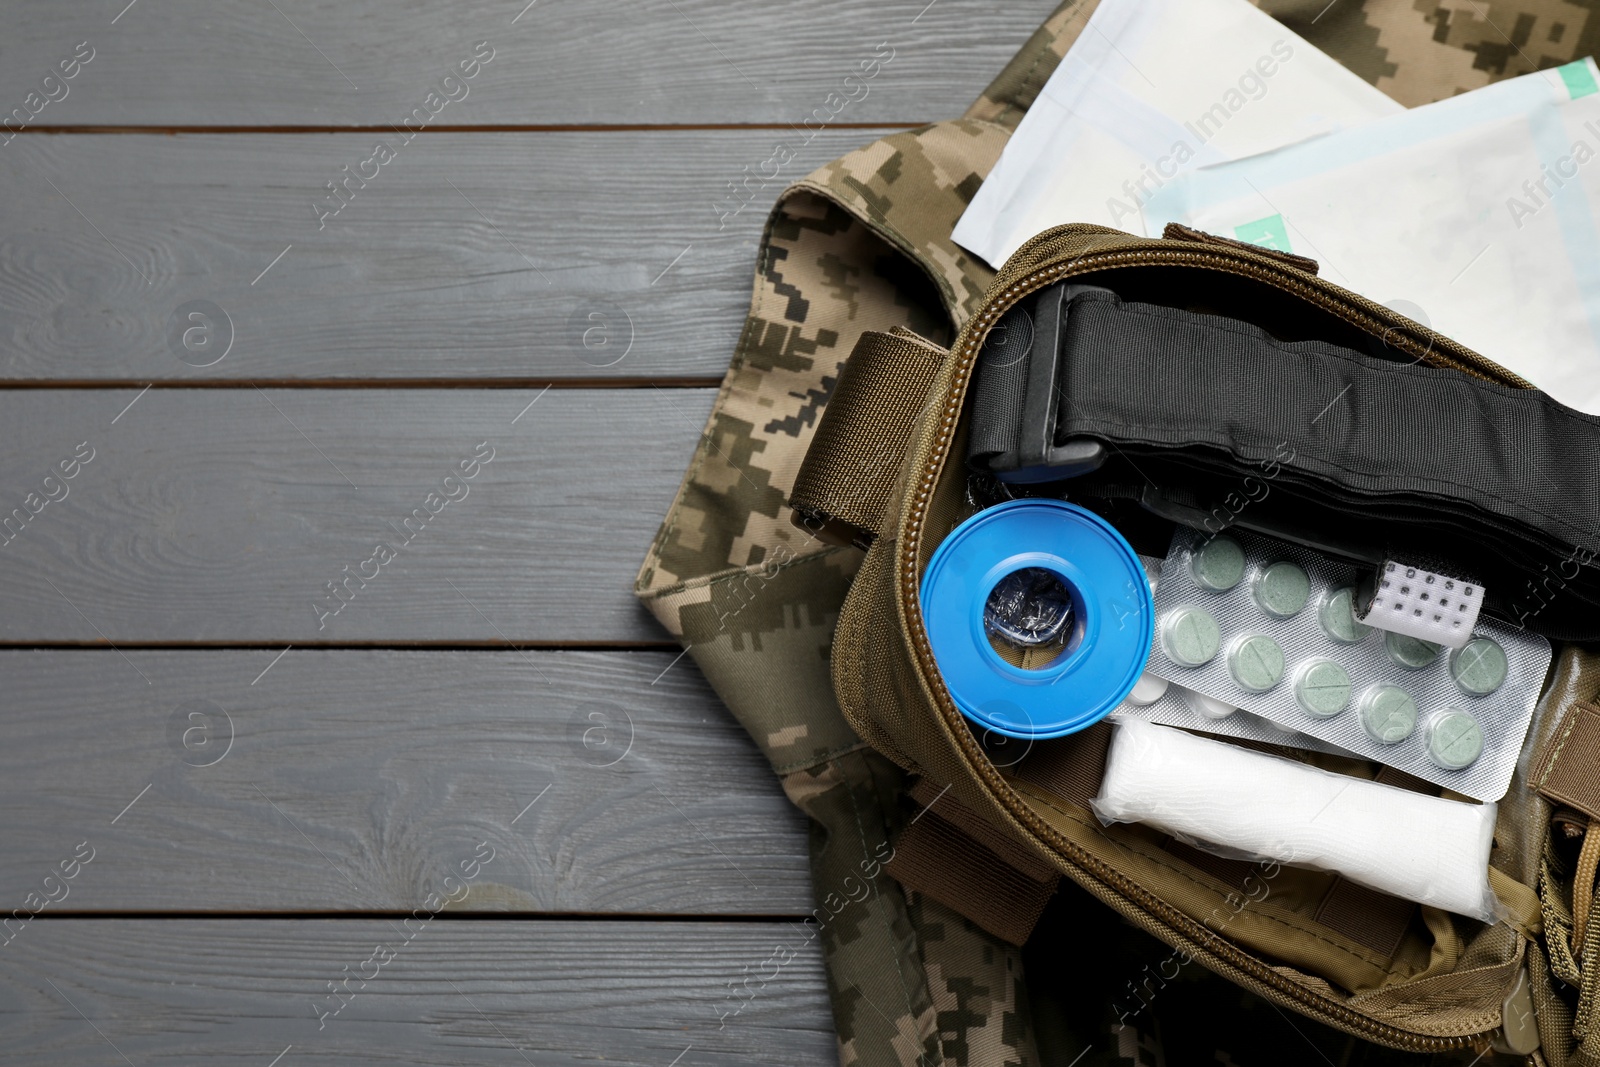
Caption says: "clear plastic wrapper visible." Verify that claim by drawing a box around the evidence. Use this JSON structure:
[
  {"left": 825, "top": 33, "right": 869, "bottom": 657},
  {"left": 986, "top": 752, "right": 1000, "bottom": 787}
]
[
  {"left": 983, "top": 567, "right": 1075, "bottom": 648},
  {"left": 1094, "top": 719, "right": 1500, "bottom": 922}
]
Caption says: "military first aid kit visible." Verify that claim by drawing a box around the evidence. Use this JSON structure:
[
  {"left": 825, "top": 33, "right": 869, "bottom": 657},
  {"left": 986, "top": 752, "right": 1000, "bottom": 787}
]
[
  {"left": 636, "top": 2, "right": 1600, "bottom": 1062},
  {"left": 790, "top": 221, "right": 1600, "bottom": 1058}
]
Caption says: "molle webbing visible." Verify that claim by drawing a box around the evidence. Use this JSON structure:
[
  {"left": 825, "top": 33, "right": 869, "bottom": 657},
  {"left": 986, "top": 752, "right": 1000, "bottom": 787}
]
[{"left": 969, "top": 284, "right": 1600, "bottom": 641}]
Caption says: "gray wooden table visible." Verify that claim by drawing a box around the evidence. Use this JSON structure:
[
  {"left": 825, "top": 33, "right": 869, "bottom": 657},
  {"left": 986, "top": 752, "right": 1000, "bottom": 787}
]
[{"left": 0, "top": 2, "right": 1055, "bottom": 1062}]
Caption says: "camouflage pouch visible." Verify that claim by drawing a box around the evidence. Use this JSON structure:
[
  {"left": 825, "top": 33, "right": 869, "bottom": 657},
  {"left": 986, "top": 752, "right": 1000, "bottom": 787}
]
[{"left": 636, "top": 1, "right": 1600, "bottom": 1064}]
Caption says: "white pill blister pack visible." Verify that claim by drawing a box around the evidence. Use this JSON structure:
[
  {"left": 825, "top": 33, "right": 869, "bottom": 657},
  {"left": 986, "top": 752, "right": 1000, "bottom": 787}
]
[
  {"left": 1144, "top": 526, "right": 1552, "bottom": 801},
  {"left": 1111, "top": 675, "right": 1352, "bottom": 757}
]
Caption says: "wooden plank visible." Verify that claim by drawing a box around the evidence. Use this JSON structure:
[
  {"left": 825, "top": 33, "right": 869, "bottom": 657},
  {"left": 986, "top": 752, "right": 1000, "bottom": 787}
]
[
  {"left": 0, "top": 388, "right": 715, "bottom": 642},
  {"left": 0, "top": 0, "right": 1055, "bottom": 126},
  {"left": 0, "top": 650, "right": 808, "bottom": 913},
  {"left": 0, "top": 920, "right": 833, "bottom": 1065},
  {"left": 0, "top": 129, "right": 880, "bottom": 382}
]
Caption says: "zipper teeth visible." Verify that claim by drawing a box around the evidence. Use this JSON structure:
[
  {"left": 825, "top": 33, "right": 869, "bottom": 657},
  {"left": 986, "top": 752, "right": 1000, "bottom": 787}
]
[{"left": 899, "top": 246, "right": 1497, "bottom": 1052}]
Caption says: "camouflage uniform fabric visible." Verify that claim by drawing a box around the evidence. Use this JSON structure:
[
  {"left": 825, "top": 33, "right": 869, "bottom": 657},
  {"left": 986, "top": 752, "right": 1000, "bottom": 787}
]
[{"left": 634, "top": 2, "right": 1600, "bottom": 1063}]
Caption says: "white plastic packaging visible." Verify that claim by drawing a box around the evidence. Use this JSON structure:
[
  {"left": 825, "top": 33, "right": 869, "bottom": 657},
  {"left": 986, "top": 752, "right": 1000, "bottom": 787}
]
[
  {"left": 950, "top": 0, "right": 1400, "bottom": 266},
  {"left": 1094, "top": 719, "right": 1500, "bottom": 922},
  {"left": 1360, "top": 559, "right": 1483, "bottom": 649}
]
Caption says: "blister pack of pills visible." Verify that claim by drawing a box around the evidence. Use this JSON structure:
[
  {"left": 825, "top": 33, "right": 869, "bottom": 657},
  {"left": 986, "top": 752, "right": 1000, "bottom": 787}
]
[
  {"left": 1145, "top": 526, "right": 1553, "bottom": 801},
  {"left": 1104, "top": 556, "right": 1345, "bottom": 755},
  {"left": 1111, "top": 674, "right": 1351, "bottom": 756}
]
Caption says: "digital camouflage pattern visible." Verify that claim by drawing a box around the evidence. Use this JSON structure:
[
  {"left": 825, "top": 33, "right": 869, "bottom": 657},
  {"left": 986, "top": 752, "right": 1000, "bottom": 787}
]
[
  {"left": 1264, "top": 0, "right": 1600, "bottom": 105},
  {"left": 635, "top": 1, "right": 1599, "bottom": 1063}
]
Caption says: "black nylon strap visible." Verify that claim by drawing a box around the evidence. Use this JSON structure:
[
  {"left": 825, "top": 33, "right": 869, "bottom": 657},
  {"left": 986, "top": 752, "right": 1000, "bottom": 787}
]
[{"left": 969, "top": 283, "right": 1600, "bottom": 641}]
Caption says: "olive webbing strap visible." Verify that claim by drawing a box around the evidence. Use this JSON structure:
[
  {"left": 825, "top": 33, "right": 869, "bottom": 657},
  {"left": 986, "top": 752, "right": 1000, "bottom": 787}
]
[
  {"left": 789, "top": 327, "right": 949, "bottom": 549},
  {"left": 884, "top": 777, "right": 1059, "bottom": 947},
  {"left": 1534, "top": 702, "right": 1600, "bottom": 825}
]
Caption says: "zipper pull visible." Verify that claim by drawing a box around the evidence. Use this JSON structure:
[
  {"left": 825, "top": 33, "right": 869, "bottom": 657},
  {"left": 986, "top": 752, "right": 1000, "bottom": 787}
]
[{"left": 1161, "top": 223, "right": 1319, "bottom": 276}]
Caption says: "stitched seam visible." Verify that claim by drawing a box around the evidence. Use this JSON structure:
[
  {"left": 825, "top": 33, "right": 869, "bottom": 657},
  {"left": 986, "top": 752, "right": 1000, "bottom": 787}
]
[
  {"left": 1534, "top": 703, "right": 1589, "bottom": 790},
  {"left": 998, "top": 8, "right": 1066, "bottom": 127},
  {"left": 640, "top": 544, "right": 850, "bottom": 603},
  {"left": 774, "top": 740, "right": 870, "bottom": 777}
]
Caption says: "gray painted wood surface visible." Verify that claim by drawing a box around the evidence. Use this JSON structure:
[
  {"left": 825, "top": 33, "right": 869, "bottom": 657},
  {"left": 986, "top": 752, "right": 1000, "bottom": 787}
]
[
  {"left": 1, "top": 920, "right": 833, "bottom": 1065},
  {"left": 0, "top": 0, "right": 1054, "bottom": 126},
  {"left": 0, "top": 650, "right": 808, "bottom": 913},
  {"left": 0, "top": 130, "right": 887, "bottom": 382},
  {"left": 0, "top": 388, "right": 716, "bottom": 643},
  {"left": 0, "top": 0, "right": 1046, "bottom": 1054}
]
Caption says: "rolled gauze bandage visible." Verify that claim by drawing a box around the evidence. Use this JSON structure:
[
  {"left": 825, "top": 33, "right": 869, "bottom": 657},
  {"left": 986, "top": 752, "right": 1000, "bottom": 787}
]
[{"left": 1094, "top": 719, "right": 1499, "bottom": 921}]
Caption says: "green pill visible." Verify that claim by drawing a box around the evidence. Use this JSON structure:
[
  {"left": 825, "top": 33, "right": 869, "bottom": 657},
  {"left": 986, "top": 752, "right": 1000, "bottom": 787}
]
[
  {"left": 1160, "top": 606, "right": 1221, "bottom": 667},
  {"left": 1228, "top": 634, "right": 1285, "bottom": 692},
  {"left": 1360, "top": 686, "right": 1418, "bottom": 744},
  {"left": 1295, "top": 659, "right": 1352, "bottom": 718},
  {"left": 1450, "top": 638, "right": 1508, "bottom": 696},
  {"left": 1385, "top": 631, "right": 1442, "bottom": 669},
  {"left": 1189, "top": 536, "right": 1246, "bottom": 591},
  {"left": 1428, "top": 710, "right": 1486, "bottom": 770},
  {"left": 1253, "top": 561, "right": 1311, "bottom": 618},
  {"left": 1318, "top": 587, "right": 1372, "bottom": 644}
]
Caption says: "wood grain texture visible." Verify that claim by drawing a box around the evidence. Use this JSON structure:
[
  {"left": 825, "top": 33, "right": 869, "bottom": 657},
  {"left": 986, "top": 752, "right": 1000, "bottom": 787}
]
[
  {"left": 0, "top": 920, "right": 833, "bottom": 1065},
  {"left": 0, "top": 650, "right": 808, "bottom": 913},
  {"left": 0, "top": 0, "right": 1055, "bottom": 126},
  {"left": 0, "top": 130, "right": 887, "bottom": 382},
  {"left": 0, "top": 388, "right": 717, "bottom": 642}
]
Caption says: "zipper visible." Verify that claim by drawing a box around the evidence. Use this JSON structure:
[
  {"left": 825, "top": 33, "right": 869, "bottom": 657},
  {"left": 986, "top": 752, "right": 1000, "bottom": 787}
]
[{"left": 895, "top": 243, "right": 1512, "bottom": 1052}]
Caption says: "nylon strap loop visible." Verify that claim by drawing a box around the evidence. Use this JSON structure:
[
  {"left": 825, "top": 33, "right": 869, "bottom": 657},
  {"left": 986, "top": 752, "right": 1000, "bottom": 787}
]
[
  {"left": 885, "top": 779, "right": 1058, "bottom": 946},
  {"left": 1534, "top": 703, "right": 1600, "bottom": 824},
  {"left": 789, "top": 327, "right": 948, "bottom": 548}
]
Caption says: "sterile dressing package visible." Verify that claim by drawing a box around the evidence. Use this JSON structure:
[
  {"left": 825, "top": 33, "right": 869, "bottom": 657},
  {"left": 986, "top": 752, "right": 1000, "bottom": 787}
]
[
  {"left": 1142, "top": 57, "right": 1600, "bottom": 415},
  {"left": 1094, "top": 718, "right": 1500, "bottom": 922},
  {"left": 948, "top": 0, "right": 1401, "bottom": 268},
  {"left": 1146, "top": 526, "right": 1553, "bottom": 802}
]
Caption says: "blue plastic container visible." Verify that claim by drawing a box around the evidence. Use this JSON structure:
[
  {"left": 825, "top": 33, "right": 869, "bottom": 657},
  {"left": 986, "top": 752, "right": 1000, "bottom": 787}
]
[{"left": 921, "top": 499, "right": 1154, "bottom": 739}]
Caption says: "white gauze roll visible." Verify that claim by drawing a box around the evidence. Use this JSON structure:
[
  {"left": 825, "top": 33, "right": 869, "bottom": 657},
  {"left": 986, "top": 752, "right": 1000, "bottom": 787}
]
[{"left": 1094, "top": 719, "right": 1499, "bottom": 921}]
